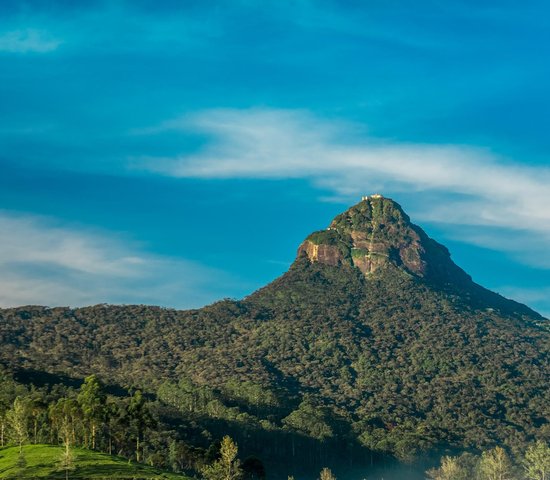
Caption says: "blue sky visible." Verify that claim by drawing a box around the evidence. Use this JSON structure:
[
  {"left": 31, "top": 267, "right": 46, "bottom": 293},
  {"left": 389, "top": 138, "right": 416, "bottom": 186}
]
[{"left": 1, "top": 0, "right": 550, "bottom": 315}]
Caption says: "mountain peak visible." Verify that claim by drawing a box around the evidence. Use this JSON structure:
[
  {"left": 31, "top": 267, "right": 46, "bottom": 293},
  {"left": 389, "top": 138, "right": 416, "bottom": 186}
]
[
  {"left": 298, "top": 196, "right": 471, "bottom": 284},
  {"left": 331, "top": 194, "right": 410, "bottom": 230}
]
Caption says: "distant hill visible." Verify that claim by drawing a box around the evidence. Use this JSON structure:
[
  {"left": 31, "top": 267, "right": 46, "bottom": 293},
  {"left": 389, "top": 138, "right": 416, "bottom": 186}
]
[{"left": 0, "top": 196, "right": 548, "bottom": 477}]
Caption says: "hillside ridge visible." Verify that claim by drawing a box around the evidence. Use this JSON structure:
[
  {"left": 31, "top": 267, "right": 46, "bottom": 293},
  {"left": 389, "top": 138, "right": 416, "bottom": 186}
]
[{"left": 0, "top": 198, "right": 548, "bottom": 477}]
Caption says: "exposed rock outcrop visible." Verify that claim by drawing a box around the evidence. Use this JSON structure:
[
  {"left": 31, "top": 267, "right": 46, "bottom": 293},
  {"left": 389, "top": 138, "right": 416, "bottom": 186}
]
[{"left": 298, "top": 195, "right": 471, "bottom": 284}]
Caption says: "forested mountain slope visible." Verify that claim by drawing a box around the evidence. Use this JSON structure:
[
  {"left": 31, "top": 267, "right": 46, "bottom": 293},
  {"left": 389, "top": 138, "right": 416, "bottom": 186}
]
[{"left": 1, "top": 196, "right": 548, "bottom": 476}]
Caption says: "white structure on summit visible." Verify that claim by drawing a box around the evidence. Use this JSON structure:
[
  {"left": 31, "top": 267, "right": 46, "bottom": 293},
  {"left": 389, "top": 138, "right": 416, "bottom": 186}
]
[{"left": 362, "top": 194, "right": 383, "bottom": 201}]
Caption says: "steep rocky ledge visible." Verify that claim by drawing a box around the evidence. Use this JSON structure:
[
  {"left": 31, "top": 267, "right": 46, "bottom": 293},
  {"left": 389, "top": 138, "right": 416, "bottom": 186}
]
[{"left": 297, "top": 194, "right": 472, "bottom": 284}]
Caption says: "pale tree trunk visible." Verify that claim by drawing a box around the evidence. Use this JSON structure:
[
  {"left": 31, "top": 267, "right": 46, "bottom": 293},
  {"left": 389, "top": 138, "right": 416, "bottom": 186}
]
[
  {"left": 60, "top": 430, "right": 75, "bottom": 480},
  {"left": 65, "top": 441, "right": 70, "bottom": 480},
  {"left": 33, "top": 416, "right": 39, "bottom": 444}
]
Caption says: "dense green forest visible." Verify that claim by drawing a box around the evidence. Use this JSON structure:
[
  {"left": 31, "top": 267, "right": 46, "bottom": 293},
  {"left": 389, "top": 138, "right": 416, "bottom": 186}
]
[
  {"left": 0, "top": 372, "right": 548, "bottom": 479},
  {"left": 0, "top": 197, "right": 548, "bottom": 479}
]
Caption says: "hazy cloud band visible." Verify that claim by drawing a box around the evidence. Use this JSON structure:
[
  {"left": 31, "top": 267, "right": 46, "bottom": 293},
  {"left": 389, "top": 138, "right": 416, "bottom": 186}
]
[{"left": 136, "top": 108, "right": 550, "bottom": 266}]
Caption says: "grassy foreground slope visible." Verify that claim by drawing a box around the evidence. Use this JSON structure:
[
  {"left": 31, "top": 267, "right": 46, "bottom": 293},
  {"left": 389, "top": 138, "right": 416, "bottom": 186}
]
[{"left": 0, "top": 445, "right": 189, "bottom": 479}]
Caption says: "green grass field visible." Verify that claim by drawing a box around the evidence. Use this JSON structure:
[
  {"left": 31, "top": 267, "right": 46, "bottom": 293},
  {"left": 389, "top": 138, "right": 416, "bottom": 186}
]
[{"left": 0, "top": 444, "right": 190, "bottom": 479}]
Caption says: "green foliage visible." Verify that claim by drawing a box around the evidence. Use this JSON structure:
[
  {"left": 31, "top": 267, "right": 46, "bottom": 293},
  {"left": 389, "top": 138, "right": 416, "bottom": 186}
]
[
  {"left": 426, "top": 455, "right": 469, "bottom": 480},
  {"left": 6, "top": 397, "right": 29, "bottom": 452},
  {"left": 57, "top": 442, "right": 76, "bottom": 478},
  {"left": 77, "top": 375, "right": 106, "bottom": 450},
  {"left": 49, "top": 397, "right": 81, "bottom": 449},
  {"left": 282, "top": 400, "right": 333, "bottom": 441},
  {"left": 201, "top": 435, "right": 242, "bottom": 480},
  {"left": 306, "top": 229, "right": 353, "bottom": 261},
  {"left": 127, "top": 390, "right": 155, "bottom": 463},
  {"left": 222, "top": 380, "right": 279, "bottom": 409},
  {"left": 429, "top": 444, "right": 550, "bottom": 480},
  {"left": 523, "top": 441, "right": 550, "bottom": 480},
  {"left": 351, "top": 247, "right": 369, "bottom": 258},
  {"left": 306, "top": 230, "right": 341, "bottom": 246},
  {"left": 478, "top": 446, "right": 514, "bottom": 480}
]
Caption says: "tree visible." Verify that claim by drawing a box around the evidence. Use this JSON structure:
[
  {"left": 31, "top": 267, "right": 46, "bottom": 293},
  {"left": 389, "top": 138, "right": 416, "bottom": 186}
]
[
  {"left": 6, "top": 397, "right": 29, "bottom": 453},
  {"left": 28, "top": 395, "right": 47, "bottom": 445},
  {"left": 319, "top": 467, "right": 336, "bottom": 480},
  {"left": 104, "top": 398, "right": 122, "bottom": 455},
  {"left": 58, "top": 440, "right": 76, "bottom": 480},
  {"left": 49, "top": 398, "right": 81, "bottom": 454},
  {"left": 0, "top": 407, "right": 6, "bottom": 447},
  {"left": 282, "top": 399, "right": 334, "bottom": 441},
  {"left": 478, "top": 446, "right": 514, "bottom": 480},
  {"left": 201, "top": 435, "right": 243, "bottom": 480},
  {"left": 524, "top": 441, "right": 550, "bottom": 480},
  {"left": 77, "top": 375, "right": 106, "bottom": 450},
  {"left": 127, "top": 390, "right": 154, "bottom": 463},
  {"left": 427, "top": 455, "right": 466, "bottom": 480}
]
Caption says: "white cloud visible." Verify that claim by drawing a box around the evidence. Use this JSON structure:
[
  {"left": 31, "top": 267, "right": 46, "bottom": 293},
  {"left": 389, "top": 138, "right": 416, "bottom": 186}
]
[
  {"left": 0, "top": 29, "right": 61, "bottom": 53},
  {"left": 497, "top": 285, "right": 550, "bottom": 304},
  {"left": 136, "top": 108, "right": 550, "bottom": 266},
  {"left": 495, "top": 286, "right": 550, "bottom": 318},
  {"left": 439, "top": 225, "right": 550, "bottom": 270},
  {"left": 0, "top": 211, "right": 238, "bottom": 309}
]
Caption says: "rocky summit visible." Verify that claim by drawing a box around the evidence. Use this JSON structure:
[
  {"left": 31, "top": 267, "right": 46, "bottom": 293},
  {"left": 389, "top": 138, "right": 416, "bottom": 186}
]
[
  {"left": 299, "top": 194, "right": 471, "bottom": 283},
  {"left": 291, "top": 195, "right": 539, "bottom": 319}
]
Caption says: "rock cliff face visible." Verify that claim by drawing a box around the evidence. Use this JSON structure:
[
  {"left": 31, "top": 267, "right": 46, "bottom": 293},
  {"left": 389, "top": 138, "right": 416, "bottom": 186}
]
[
  {"left": 297, "top": 195, "right": 471, "bottom": 284},
  {"left": 298, "top": 240, "right": 344, "bottom": 267}
]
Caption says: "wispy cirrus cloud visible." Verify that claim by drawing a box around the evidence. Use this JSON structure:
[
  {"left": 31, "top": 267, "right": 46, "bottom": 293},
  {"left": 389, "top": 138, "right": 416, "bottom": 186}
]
[
  {"left": 0, "top": 211, "right": 238, "bottom": 308},
  {"left": 136, "top": 108, "right": 550, "bottom": 266},
  {"left": 496, "top": 286, "right": 550, "bottom": 318},
  {"left": 0, "top": 28, "right": 61, "bottom": 53}
]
